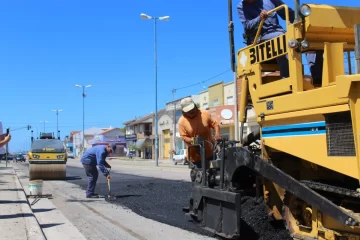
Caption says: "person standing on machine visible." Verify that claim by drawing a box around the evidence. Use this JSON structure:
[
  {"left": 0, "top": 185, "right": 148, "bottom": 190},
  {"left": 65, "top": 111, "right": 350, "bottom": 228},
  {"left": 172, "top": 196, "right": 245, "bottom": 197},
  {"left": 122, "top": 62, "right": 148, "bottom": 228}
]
[
  {"left": 80, "top": 143, "right": 115, "bottom": 198},
  {"left": 178, "top": 97, "right": 221, "bottom": 170},
  {"left": 238, "top": 0, "right": 323, "bottom": 83}
]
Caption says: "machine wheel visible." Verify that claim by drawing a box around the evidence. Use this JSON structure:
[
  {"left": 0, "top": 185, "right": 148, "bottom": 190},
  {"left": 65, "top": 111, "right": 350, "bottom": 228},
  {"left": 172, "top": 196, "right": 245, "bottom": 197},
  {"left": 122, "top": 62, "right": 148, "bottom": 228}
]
[{"left": 282, "top": 191, "right": 313, "bottom": 239}]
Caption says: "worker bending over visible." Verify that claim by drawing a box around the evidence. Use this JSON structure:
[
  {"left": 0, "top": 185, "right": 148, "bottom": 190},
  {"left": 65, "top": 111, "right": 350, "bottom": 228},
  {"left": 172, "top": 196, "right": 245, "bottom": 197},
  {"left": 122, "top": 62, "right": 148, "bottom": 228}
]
[
  {"left": 238, "top": 0, "right": 323, "bottom": 84},
  {"left": 80, "top": 144, "right": 116, "bottom": 198},
  {"left": 178, "top": 97, "right": 221, "bottom": 173}
]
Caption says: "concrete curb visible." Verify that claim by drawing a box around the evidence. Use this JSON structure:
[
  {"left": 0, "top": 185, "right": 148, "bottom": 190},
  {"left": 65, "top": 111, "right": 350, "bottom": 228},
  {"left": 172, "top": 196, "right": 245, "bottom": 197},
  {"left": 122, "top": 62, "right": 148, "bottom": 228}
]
[
  {"left": 12, "top": 167, "right": 47, "bottom": 240},
  {"left": 13, "top": 164, "right": 88, "bottom": 240}
]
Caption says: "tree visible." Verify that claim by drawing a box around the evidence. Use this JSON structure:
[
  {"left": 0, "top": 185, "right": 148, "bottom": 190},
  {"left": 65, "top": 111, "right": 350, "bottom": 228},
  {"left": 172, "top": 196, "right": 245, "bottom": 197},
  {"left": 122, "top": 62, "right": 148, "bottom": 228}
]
[
  {"left": 119, "top": 127, "right": 126, "bottom": 133},
  {"left": 128, "top": 144, "right": 140, "bottom": 151}
]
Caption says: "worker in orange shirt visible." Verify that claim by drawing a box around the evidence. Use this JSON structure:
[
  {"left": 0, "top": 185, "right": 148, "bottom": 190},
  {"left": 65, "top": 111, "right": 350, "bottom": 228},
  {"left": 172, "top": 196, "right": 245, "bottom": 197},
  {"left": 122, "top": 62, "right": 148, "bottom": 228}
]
[{"left": 178, "top": 97, "right": 221, "bottom": 170}]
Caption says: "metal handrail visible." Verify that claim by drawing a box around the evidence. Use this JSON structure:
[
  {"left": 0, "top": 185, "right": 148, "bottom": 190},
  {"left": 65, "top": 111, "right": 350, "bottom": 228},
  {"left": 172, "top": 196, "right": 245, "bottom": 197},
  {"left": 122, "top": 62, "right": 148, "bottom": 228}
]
[{"left": 251, "top": 4, "right": 290, "bottom": 46}]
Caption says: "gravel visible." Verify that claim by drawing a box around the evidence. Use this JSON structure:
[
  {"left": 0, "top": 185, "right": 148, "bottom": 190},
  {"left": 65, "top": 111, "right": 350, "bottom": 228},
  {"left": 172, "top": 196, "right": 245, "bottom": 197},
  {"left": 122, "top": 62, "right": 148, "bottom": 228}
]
[{"left": 240, "top": 196, "right": 291, "bottom": 240}]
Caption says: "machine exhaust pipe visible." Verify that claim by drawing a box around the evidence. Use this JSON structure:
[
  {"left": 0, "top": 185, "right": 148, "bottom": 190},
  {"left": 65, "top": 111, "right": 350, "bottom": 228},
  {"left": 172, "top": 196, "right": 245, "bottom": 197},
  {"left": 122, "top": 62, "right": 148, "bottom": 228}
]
[{"left": 294, "top": 0, "right": 301, "bottom": 22}]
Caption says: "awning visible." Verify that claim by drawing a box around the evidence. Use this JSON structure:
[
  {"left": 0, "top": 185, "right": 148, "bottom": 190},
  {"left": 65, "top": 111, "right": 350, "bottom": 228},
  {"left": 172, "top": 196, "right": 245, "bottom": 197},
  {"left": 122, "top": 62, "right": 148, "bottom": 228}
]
[{"left": 136, "top": 139, "right": 146, "bottom": 148}]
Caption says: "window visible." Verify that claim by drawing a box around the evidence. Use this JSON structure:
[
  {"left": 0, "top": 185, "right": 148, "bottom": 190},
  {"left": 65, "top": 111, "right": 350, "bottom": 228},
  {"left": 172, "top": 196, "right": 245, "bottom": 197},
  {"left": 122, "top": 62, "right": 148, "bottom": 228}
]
[
  {"left": 203, "top": 103, "right": 208, "bottom": 109},
  {"left": 213, "top": 99, "right": 219, "bottom": 106},
  {"left": 221, "top": 134, "right": 230, "bottom": 141},
  {"left": 227, "top": 96, "right": 234, "bottom": 105}
]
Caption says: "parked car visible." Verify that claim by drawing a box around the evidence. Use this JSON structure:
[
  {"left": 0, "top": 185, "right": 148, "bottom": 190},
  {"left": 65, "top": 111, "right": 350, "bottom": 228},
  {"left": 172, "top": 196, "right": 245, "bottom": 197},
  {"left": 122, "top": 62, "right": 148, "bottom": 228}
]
[
  {"left": 172, "top": 149, "right": 188, "bottom": 165},
  {"left": 13, "top": 154, "right": 26, "bottom": 162},
  {"left": 67, "top": 151, "right": 74, "bottom": 159},
  {"left": 1, "top": 154, "right": 14, "bottom": 160}
]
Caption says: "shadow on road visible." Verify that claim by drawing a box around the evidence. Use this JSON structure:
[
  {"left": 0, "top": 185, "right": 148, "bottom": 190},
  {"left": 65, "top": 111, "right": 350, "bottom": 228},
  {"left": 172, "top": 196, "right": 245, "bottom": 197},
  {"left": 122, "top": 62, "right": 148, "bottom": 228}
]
[
  {"left": 66, "top": 176, "right": 82, "bottom": 181},
  {"left": 40, "top": 223, "right": 64, "bottom": 228},
  {"left": 33, "top": 208, "right": 56, "bottom": 213},
  {"left": 114, "top": 194, "right": 142, "bottom": 199},
  {"left": 0, "top": 200, "right": 27, "bottom": 204},
  {"left": 0, "top": 213, "right": 34, "bottom": 219},
  {"left": 1, "top": 188, "right": 23, "bottom": 191},
  {"left": 66, "top": 199, "right": 103, "bottom": 203}
]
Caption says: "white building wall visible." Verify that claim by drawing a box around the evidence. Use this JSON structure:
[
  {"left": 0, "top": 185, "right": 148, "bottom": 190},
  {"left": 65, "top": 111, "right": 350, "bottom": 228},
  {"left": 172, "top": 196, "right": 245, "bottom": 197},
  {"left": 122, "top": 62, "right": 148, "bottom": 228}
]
[
  {"left": 199, "top": 91, "right": 209, "bottom": 109},
  {"left": 223, "top": 82, "right": 234, "bottom": 105}
]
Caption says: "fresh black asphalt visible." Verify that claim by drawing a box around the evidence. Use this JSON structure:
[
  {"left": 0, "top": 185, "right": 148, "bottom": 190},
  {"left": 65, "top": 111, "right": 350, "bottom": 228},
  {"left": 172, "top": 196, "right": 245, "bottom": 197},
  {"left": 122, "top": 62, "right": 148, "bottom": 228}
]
[{"left": 18, "top": 162, "right": 291, "bottom": 240}]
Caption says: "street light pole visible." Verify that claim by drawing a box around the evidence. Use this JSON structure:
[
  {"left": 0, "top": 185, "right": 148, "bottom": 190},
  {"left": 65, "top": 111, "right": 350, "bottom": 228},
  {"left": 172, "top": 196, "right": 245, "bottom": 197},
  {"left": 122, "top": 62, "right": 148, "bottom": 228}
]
[
  {"left": 52, "top": 109, "right": 62, "bottom": 137},
  {"left": 40, "top": 121, "right": 48, "bottom": 133},
  {"left": 140, "top": 13, "right": 170, "bottom": 167},
  {"left": 76, "top": 84, "right": 91, "bottom": 156}
]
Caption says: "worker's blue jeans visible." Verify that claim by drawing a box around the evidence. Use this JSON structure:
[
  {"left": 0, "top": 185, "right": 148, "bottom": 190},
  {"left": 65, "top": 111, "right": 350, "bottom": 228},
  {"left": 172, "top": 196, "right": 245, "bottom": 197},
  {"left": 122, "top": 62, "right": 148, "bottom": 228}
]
[
  {"left": 260, "top": 31, "right": 290, "bottom": 78},
  {"left": 260, "top": 32, "right": 322, "bottom": 81},
  {"left": 82, "top": 164, "right": 98, "bottom": 196}
]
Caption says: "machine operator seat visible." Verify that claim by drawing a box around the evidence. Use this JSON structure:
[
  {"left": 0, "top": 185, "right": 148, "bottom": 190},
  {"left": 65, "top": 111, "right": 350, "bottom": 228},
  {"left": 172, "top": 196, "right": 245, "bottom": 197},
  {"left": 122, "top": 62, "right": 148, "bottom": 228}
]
[{"left": 262, "top": 71, "right": 315, "bottom": 91}]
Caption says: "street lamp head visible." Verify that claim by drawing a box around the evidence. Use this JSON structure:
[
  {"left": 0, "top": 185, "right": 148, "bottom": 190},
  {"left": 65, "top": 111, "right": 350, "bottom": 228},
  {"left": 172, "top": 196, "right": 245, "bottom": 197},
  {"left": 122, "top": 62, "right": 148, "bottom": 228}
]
[
  {"left": 85, "top": 85, "right": 91, "bottom": 88},
  {"left": 140, "top": 13, "right": 152, "bottom": 20},
  {"left": 159, "top": 16, "right": 170, "bottom": 21},
  {"left": 58, "top": 109, "right": 63, "bottom": 112}
]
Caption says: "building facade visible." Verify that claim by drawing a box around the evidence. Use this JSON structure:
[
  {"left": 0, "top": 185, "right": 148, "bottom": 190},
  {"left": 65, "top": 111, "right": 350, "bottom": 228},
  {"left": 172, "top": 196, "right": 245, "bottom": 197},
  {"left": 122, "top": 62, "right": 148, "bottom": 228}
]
[
  {"left": 163, "top": 95, "right": 200, "bottom": 158},
  {"left": 199, "top": 80, "right": 259, "bottom": 139},
  {"left": 124, "top": 114, "right": 154, "bottom": 159},
  {"left": 88, "top": 128, "right": 126, "bottom": 157}
]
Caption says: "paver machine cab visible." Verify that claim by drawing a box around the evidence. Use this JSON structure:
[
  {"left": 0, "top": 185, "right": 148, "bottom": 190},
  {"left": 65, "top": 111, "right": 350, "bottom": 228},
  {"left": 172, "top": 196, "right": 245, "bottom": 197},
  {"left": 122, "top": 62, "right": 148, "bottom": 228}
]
[
  {"left": 183, "top": 1, "right": 360, "bottom": 239},
  {"left": 28, "top": 132, "right": 67, "bottom": 180}
]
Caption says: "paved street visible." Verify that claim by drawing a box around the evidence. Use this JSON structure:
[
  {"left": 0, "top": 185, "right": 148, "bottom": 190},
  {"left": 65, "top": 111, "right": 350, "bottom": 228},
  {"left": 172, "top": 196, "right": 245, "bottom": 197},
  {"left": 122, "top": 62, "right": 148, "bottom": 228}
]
[
  {"left": 12, "top": 159, "right": 216, "bottom": 240},
  {"left": 9, "top": 158, "right": 291, "bottom": 240}
]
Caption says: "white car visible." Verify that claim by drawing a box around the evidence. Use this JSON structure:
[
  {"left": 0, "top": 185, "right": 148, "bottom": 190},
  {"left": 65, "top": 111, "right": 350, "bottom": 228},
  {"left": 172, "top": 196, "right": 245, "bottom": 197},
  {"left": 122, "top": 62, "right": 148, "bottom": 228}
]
[
  {"left": 67, "top": 151, "right": 75, "bottom": 159},
  {"left": 172, "top": 149, "right": 188, "bottom": 165}
]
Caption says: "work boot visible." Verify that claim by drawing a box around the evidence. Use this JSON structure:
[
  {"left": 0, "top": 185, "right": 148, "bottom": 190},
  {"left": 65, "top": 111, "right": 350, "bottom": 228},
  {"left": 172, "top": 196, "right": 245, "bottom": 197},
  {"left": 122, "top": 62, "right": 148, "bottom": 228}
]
[{"left": 86, "top": 194, "right": 100, "bottom": 198}]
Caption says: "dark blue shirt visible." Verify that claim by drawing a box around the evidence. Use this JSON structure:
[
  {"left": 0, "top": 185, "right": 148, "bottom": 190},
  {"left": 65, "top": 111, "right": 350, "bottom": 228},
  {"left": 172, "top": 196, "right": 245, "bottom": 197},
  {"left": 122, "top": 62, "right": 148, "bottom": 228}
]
[
  {"left": 80, "top": 145, "right": 110, "bottom": 176},
  {"left": 237, "top": 0, "right": 295, "bottom": 42}
]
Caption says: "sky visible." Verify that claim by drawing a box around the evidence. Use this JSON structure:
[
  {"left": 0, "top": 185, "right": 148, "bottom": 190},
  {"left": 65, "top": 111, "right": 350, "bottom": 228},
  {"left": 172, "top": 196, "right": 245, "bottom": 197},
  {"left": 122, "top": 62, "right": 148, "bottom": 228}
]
[{"left": 0, "top": 0, "right": 358, "bottom": 152}]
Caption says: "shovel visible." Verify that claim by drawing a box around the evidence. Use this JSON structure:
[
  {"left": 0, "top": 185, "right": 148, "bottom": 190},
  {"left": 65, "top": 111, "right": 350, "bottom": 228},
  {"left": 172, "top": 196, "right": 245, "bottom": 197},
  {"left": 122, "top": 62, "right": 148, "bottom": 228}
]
[{"left": 107, "top": 168, "right": 116, "bottom": 201}]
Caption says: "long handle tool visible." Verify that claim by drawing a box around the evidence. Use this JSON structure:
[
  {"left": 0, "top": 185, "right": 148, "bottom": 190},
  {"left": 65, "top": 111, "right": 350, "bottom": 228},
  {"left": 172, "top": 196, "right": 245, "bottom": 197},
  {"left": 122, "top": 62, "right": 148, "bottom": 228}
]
[{"left": 107, "top": 168, "right": 116, "bottom": 201}]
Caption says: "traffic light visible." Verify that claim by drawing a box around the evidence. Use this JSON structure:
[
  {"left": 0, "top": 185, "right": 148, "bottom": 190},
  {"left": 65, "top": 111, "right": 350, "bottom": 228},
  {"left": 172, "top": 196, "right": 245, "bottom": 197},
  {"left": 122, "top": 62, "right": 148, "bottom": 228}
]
[{"left": 27, "top": 125, "right": 31, "bottom": 130}]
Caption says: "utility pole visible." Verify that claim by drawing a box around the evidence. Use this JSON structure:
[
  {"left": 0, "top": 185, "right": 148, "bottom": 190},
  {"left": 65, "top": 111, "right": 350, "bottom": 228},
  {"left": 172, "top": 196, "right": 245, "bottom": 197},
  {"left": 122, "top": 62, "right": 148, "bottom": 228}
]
[
  {"left": 172, "top": 89, "right": 177, "bottom": 154},
  {"left": 228, "top": 0, "right": 239, "bottom": 141},
  {"left": 140, "top": 13, "right": 170, "bottom": 167},
  {"left": 52, "top": 109, "right": 62, "bottom": 138},
  {"left": 76, "top": 84, "right": 91, "bottom": 156},
  {"left": 40, "top": 121, "right": 48, "bottom": 133}
]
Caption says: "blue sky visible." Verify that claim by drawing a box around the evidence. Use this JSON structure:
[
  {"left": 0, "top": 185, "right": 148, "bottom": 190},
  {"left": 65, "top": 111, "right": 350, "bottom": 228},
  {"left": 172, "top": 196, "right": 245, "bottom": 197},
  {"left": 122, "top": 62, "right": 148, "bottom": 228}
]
[{"left": 0, "top": 0, "right": 357, "bottom": 151}]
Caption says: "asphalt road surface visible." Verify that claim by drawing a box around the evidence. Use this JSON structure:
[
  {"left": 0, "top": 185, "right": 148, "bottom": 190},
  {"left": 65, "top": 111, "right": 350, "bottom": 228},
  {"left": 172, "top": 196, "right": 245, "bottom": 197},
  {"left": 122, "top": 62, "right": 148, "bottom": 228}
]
[
  {"left": 65, "top": 165, "right": 291, "bottom": 240},
  {"left": 65, "top": 165, "right": 213, "bottom": 237},
  {"left": 18, "top": 161, "right": 292, "bottom": 240}
]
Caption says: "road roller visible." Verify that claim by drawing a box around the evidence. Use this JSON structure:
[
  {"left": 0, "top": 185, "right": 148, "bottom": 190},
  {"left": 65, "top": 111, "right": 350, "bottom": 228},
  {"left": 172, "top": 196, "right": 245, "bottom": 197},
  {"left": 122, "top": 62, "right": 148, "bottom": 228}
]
[
  {"left": 183, "top": 1, "right": 360, "bottom": 239},
  {"left": 28, "top": 132, "right": 67, "bottom": 180}
]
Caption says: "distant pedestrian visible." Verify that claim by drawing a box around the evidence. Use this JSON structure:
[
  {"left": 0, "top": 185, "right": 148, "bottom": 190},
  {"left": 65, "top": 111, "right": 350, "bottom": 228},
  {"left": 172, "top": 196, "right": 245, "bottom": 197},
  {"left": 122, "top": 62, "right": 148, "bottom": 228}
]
[{"left": 80, "top": 144, "right": 116, "bottom": 198}]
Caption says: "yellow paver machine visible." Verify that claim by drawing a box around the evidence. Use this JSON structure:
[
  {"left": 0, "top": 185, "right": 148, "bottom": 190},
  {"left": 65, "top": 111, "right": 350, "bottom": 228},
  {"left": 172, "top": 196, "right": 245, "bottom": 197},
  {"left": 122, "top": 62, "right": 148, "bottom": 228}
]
[
  {"left": 183, "top": 1, "right": 360, "bottom": 239},
  {"left": 28, "top": 132, "right": 67, "bottom": 180}
]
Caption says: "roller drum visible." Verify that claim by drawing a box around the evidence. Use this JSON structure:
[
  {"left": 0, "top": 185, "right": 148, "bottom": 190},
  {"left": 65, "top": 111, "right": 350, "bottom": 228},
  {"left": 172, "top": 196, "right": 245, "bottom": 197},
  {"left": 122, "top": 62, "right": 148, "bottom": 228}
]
[{"left": 29, "top": 163, "right": 66, "bottom": 180}]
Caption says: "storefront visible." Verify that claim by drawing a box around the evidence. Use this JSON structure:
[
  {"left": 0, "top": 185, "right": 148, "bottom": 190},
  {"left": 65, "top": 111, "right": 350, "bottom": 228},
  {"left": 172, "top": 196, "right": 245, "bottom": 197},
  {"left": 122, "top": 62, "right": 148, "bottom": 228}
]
[
  {"left": 157, "top": 114, "right": 173, "bottom": 159},
  {"left": 208, "top": 105, "right": 235, "bottom": 140},
  {"left": 89, "top": 135, "right": 126, "bottom": 156}
]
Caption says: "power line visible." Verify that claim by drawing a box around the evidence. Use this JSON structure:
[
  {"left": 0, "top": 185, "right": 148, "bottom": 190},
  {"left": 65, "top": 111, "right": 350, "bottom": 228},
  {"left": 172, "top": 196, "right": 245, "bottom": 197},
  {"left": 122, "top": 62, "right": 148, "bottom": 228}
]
[{"left": 173, "top": 69, "right": 232, "bottom": 92}]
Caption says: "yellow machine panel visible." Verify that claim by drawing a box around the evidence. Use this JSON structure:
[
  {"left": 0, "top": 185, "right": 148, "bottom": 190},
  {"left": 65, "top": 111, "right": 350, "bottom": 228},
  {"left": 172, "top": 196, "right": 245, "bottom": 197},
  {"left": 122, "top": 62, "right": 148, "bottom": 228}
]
[
  {"left": 236, "top": 2, "right": 360, "bottom": 240},
  {"left": 184, "top": 2, "right": 360, "bottom": 240}
]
